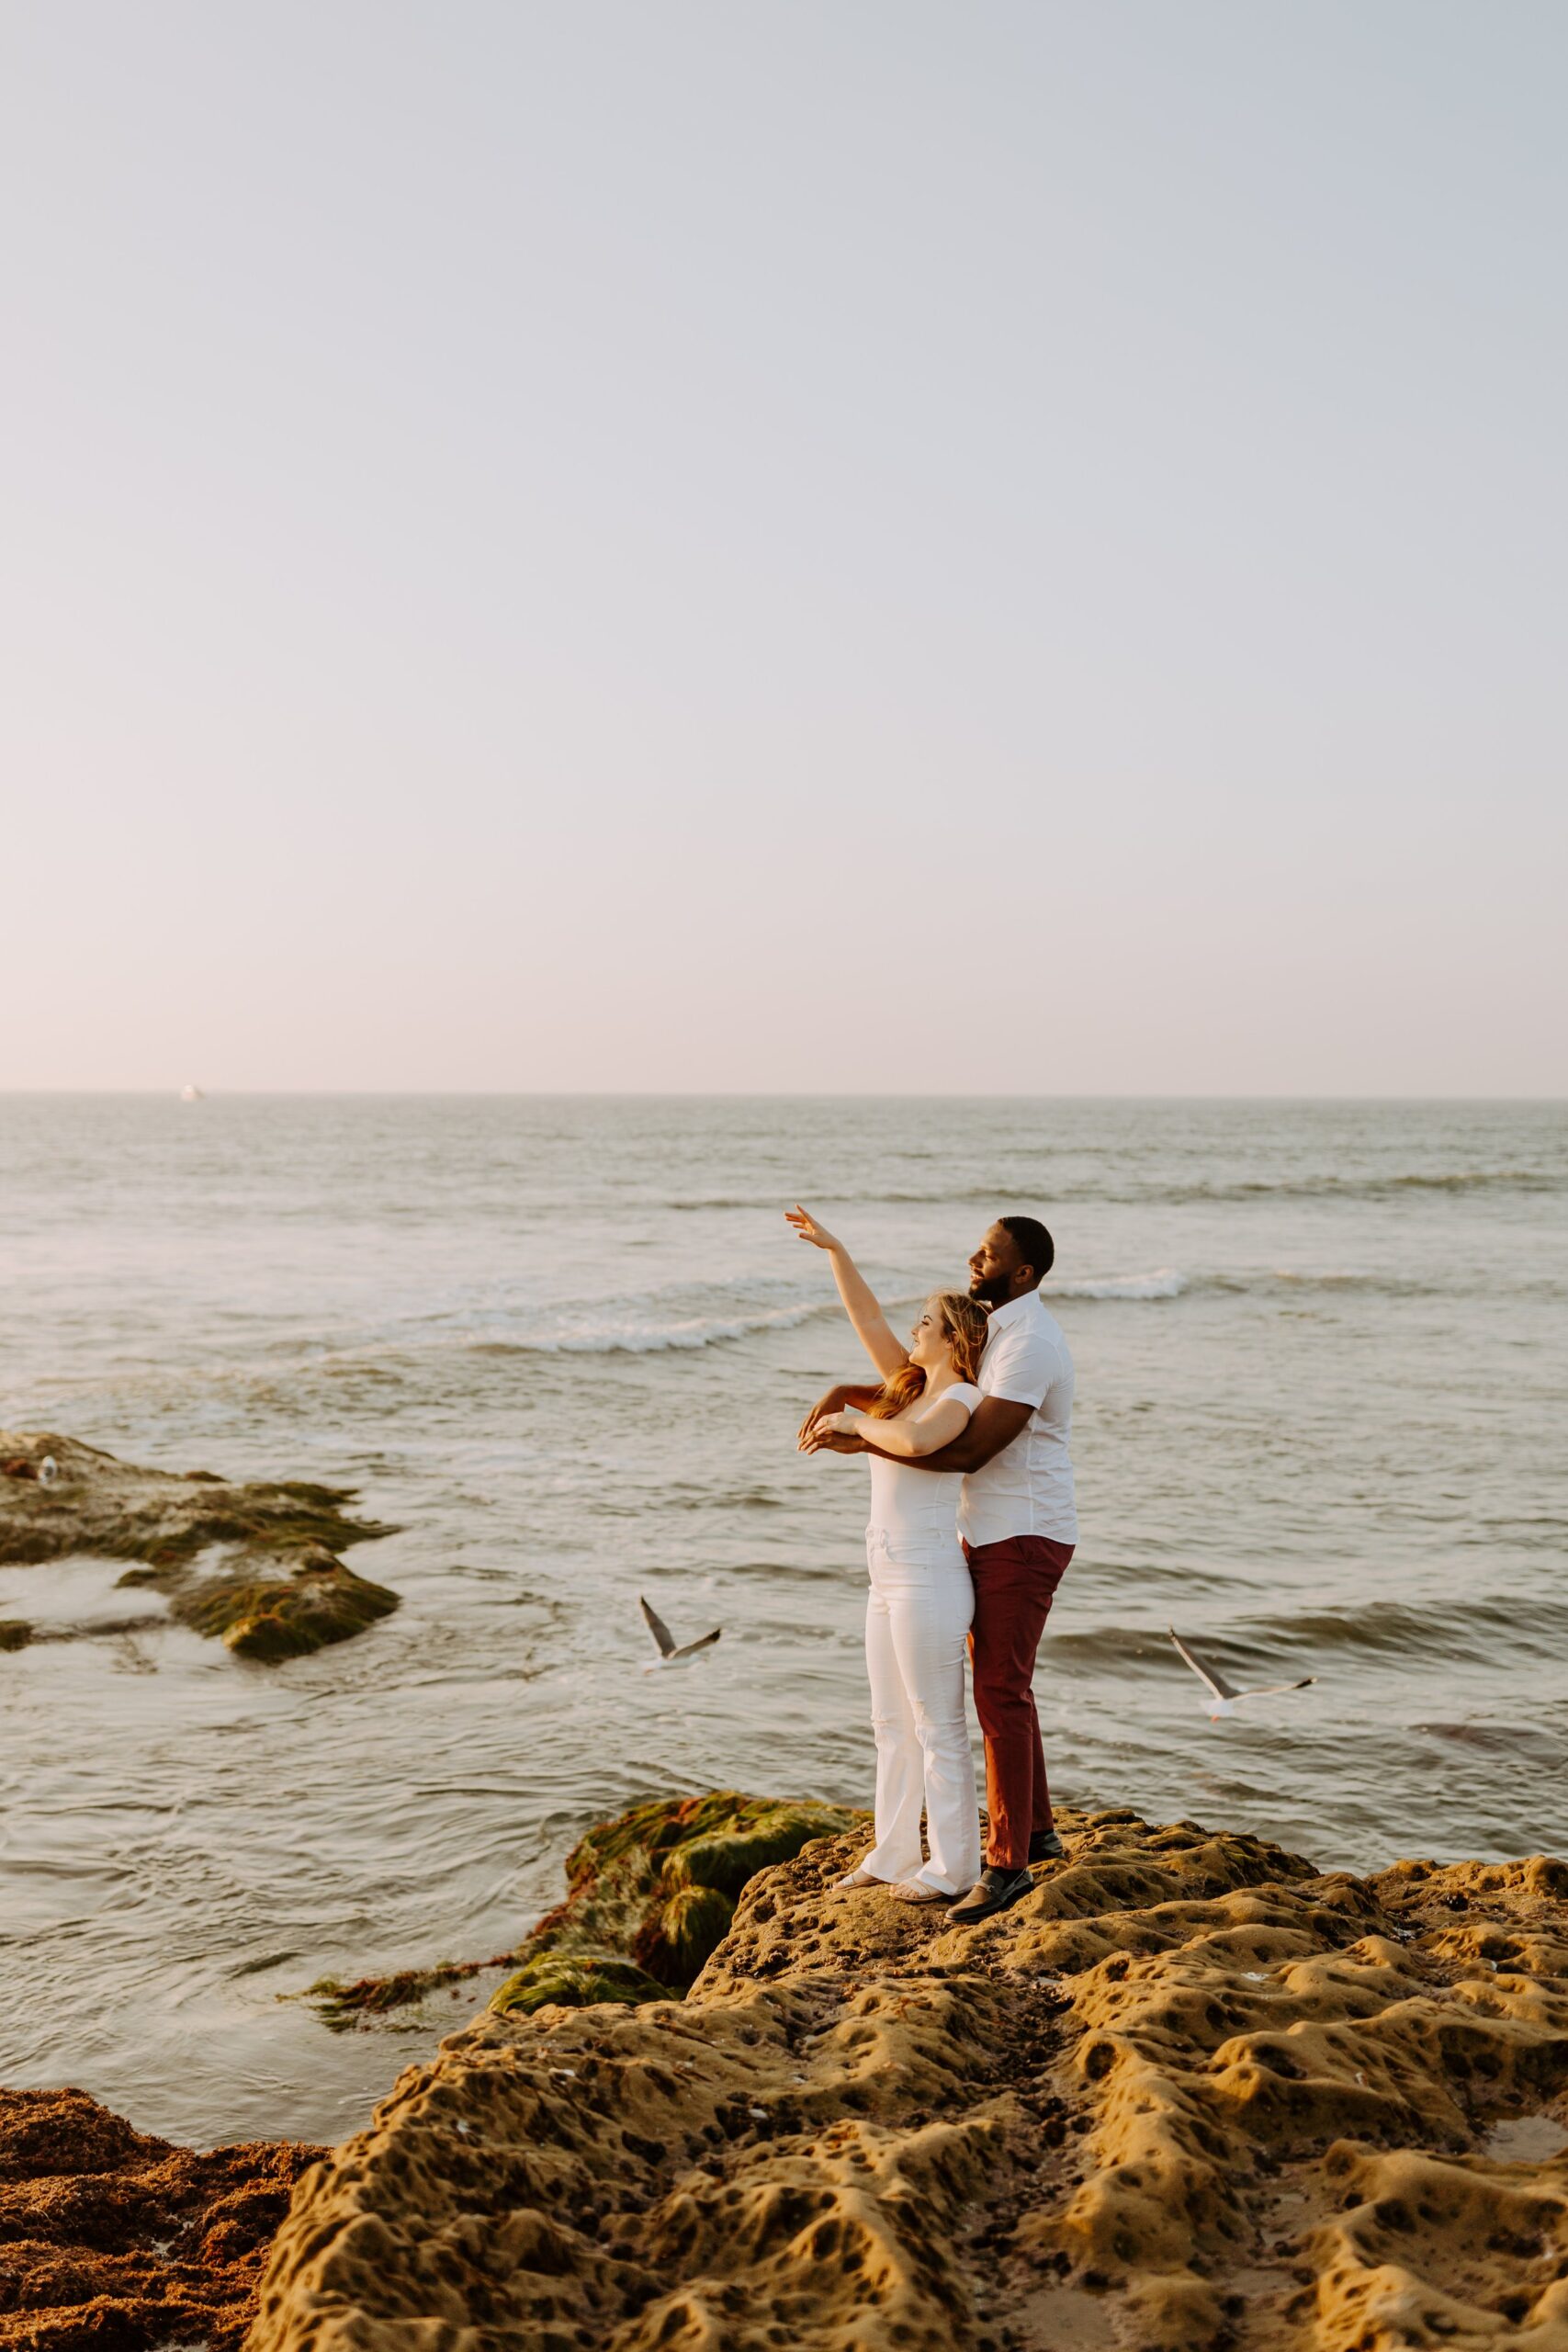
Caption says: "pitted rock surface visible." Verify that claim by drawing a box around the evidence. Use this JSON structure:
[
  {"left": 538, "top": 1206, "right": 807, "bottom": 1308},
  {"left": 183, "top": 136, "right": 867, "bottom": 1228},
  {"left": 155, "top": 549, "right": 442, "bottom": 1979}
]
[{"left": 246, "top": 1808, "right": 1568, "bottom": 2349}]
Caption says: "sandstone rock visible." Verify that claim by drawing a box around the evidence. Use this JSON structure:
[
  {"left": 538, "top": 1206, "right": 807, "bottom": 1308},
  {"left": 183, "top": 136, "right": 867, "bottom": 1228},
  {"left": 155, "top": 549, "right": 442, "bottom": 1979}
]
[
  {"left": 248, "top": 1806, "right": 1568, "bottom": 2351},
  {"left": 0, "top": 2084, "right": 321, "bottom": 2352},
  {"left": 0, "top": 1430, "right": 399, "bottom": 1664}
]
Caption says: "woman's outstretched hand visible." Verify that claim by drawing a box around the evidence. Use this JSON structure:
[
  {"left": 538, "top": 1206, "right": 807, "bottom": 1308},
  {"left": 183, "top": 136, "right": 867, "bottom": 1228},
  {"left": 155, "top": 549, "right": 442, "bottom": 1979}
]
[
  {"left": 785, "top": 1204, "right": 840, "bottom": 1252},
  {"left": 800, "top": 1422, "right": 866, "bottom": 1454}
]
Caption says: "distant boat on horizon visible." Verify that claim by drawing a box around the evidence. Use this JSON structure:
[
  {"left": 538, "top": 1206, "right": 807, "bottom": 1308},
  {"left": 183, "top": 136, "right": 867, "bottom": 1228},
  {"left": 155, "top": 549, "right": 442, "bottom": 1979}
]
[{"left": 179, "top": 1083, "right": 205, "bottom": 1102}]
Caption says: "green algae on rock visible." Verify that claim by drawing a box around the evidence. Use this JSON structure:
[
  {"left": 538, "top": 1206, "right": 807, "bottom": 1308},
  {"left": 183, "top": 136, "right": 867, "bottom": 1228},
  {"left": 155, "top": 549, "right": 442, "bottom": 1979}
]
[
  {"left": 176, "top": 1560, "right": 400, "bottom": 1660},
  {"left": 491, "top": 1952, "right": 667, "bottom": 2016},
  {"left": 0, "top": 1430, "right": 400, "bottom": 1665},
  {"left": 307, "top": 1790, "right": 863, "bottom": 2028},
  {"left": 529, "top": 1792, "right": 863, "bottom": 2002}
]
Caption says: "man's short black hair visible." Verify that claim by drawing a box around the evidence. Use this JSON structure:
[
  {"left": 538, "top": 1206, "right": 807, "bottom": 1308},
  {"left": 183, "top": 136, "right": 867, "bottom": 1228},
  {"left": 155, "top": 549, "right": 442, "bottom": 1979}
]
[{"left": 998, "top": 1213, "right": 1055, "bottom": 1284}]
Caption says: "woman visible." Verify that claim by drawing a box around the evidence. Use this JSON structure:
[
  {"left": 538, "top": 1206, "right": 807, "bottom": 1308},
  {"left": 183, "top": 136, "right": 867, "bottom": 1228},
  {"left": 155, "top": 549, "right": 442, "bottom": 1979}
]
[{"left": 787, "top": 1204, "right": 986, "bottom": 1903}]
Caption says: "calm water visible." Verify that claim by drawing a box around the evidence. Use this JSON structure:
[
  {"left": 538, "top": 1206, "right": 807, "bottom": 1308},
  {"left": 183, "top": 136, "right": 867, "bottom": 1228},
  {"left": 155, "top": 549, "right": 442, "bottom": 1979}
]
[{"left": 2, "top": 1096, "right": 1564, "bottom": 2148}]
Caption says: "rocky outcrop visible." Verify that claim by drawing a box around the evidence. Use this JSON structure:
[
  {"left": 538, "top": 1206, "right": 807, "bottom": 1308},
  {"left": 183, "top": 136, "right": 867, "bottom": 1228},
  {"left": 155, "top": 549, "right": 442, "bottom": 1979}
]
[
  {"left": 305, "top": 1791, "right": 863, "bottom": 2026},
  {"left": 247, "top": 1806, "right": 1568, "bottom": 2352},
  {"left": 0, "top": 1431, "right": 399, "bottom": 1662},
  {"left": 0, "top": 2086, "right": 321, "bottom": 2351}
]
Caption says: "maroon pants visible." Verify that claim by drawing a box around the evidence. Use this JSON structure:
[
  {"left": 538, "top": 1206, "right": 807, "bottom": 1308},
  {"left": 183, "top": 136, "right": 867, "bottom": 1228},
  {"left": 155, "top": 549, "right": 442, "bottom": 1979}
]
[{"left": 964, "top": 1534, "right": 1073, "bottom": 1870}]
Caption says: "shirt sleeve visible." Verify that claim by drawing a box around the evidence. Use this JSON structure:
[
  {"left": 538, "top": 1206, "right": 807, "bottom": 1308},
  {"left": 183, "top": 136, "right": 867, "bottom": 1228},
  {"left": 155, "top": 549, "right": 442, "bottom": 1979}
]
[{"left": 981, "top": 1324, "right": 1054, "bottom": 1410}]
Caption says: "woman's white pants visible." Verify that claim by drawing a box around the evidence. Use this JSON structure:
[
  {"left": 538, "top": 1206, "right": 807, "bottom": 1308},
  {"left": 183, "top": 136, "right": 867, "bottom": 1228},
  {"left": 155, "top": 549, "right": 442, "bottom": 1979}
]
[{"left": 860, "top": 1526, "right": 982, "bottom": 1895}]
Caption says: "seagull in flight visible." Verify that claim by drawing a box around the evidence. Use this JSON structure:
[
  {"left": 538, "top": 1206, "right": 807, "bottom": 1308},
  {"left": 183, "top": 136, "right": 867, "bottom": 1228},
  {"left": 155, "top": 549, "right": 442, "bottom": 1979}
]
[
  {"left": 639, "top": 1594, "right": 721, "bottom": 1672},
  {"left": 1168, "top": 1627, "right": 1316, "bottom": 1722}
]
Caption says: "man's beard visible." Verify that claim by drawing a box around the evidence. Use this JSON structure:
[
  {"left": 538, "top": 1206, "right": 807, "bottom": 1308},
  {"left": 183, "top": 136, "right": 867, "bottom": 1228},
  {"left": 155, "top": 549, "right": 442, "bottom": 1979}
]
[{"left": 969, "top": 1269, "right": 1010, "bottom": 1309}]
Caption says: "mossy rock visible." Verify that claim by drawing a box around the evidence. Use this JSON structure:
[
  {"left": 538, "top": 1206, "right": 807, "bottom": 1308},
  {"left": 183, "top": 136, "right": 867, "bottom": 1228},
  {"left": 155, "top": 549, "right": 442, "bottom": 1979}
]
[
  {"left": 490, "top": 1952, "right": 665, "bottom": 2017},
  {"left": 660, "top": 1803, "right": 850, "bottom": 1900},
  {"left": 179, "top": 1563, "right": 400, "bottom": 1660},
  {"left": 0, "top": 1620, "right": 32, "bottom": 1653},
  {"left": 0, "top": 1431, "right": 401, "bottom": 1668},
  {"left": 300, "top": 1790, "right": 867, "bottom": 2028},
  {"left": 301, "top": 1956, "right": 490, "bottom": 2030},
  {"left": 635, "top": 1883, "right": 736, "bottom": 1986}
]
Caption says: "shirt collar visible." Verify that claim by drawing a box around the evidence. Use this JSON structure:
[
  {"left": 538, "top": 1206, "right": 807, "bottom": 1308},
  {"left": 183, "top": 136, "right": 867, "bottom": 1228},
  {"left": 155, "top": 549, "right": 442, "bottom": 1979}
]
[{"left": 986, "top": 1289, "right": 1040, "bottom": 1335}]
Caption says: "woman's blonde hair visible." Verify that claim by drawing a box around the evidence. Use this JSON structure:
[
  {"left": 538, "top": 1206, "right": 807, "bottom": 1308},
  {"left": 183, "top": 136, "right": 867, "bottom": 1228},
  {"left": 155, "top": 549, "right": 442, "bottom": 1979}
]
[{"left": 864, "top": 1290, "right": 989, "bottom": 1419}]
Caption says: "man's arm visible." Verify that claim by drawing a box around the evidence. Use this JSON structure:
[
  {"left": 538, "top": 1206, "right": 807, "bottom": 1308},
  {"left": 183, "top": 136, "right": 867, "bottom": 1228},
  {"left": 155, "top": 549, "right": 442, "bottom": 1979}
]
[
  {"left": 795, "top": 1383, "right": 880, "bottom": 1449},
  {"left": 854, "top": 1395, "right": 1032, "bottom": 1474}
]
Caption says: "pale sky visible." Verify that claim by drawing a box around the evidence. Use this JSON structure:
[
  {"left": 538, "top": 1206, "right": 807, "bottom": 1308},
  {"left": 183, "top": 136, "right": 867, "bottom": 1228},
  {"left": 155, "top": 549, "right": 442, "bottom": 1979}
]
[{"left": 3, "top": 2, "right": 1563, "bottom": 1093}]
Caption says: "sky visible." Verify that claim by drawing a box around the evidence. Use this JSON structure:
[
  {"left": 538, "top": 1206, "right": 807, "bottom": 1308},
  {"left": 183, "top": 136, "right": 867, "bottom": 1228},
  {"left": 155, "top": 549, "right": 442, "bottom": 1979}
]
[{"left": 3, "top": 1, "right": 1564, "bottom": 1094}]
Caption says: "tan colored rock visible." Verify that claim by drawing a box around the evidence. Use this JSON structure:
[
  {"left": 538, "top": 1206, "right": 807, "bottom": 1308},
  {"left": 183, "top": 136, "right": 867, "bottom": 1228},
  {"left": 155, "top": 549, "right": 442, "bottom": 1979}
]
[{"left": 246, "top": 1807, "right": 1568, "bottom": 2349}]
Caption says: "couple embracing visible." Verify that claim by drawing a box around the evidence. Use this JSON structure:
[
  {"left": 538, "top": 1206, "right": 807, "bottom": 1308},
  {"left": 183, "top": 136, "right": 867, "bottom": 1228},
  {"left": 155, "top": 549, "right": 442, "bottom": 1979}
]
[{"left": 789, "top": 1206, "right": 1076, "bottom": 1925}]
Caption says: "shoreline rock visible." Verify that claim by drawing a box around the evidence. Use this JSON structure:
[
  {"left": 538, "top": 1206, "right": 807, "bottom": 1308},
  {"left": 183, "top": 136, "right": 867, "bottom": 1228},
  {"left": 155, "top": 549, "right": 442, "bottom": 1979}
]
[
  {"left": 0, "top": 1431, "right": 400, "bottom": 1663},
  {"left": 249, "top": 1804, "right": 1568, "bottom": 2351},
  {"left": 0, "top": 2086, "right": 321, "bottom": 2352},
  {"left": 304, "top": 1790, "right": 863, "bottom": 2028}
]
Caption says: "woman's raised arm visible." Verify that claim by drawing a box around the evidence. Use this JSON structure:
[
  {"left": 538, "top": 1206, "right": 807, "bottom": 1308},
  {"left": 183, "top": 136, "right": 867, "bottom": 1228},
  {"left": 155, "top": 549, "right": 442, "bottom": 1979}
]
[{"left": 784, "top": 1204, "right": 909, "bottom": 1380}]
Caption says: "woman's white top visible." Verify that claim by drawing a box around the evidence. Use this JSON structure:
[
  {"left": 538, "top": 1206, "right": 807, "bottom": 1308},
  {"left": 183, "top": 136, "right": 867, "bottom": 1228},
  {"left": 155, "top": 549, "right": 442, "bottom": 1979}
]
[{"left": 865, "top": 1382, "right": 983, "bottom": 1541}]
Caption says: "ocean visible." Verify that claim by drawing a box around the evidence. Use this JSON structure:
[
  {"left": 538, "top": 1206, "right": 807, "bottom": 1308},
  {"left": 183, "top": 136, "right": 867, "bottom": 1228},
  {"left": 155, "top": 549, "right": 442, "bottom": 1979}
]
[{"left": 1, "top": 1094, "right": 1564, "bottom": 2149}]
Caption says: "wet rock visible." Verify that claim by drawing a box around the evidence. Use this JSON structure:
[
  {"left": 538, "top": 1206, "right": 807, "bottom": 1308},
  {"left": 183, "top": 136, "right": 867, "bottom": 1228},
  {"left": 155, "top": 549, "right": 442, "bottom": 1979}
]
[
  {"left": 491, "top": 1952, "right": 667, "bottom": 2015},
  {"left": 0, "top": 2084, "right": 321, "bottom": 2352},
  {"left": 177, "top": 1559, "right": 399, "bottom": 1660},
  {"left": 251, "top": 1804, "right": 1568, "bottom": 2352},
  {"left": 0, "top": 1430, "right": 399, "bottom": 1665}
]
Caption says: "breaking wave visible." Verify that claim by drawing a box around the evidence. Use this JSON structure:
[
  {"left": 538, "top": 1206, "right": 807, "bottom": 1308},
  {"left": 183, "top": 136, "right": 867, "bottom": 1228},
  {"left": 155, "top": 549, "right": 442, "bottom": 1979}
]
[
  {"left": 1051, "top": 1269, "right": 1187, "bottom": 1300},
  {"left": 467, "top": 1296, "right": 837, "bottom": 1355}
]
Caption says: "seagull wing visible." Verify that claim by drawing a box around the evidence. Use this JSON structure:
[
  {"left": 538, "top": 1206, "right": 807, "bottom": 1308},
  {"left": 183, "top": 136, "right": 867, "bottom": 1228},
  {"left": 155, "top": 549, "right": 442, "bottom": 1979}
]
[
  {"left": 1168, "top": 1627, "right": 1239, "bottom": 1702},
  {"left": 670, "top": 1628, "right": 722, "bottom": 1661},
  {"left": 639, "top": 1595, "right": 678, "bottom": 1658},
  {"left": 1234, "top": 1676, "right": 1317, "bottom": 1700}
]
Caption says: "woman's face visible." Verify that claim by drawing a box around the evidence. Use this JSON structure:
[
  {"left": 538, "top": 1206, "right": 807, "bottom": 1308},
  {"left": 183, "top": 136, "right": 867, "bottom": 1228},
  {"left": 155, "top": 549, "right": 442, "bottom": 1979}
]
[{"left": 908, "top": 1299, "right": 952, "bottom": 1374}]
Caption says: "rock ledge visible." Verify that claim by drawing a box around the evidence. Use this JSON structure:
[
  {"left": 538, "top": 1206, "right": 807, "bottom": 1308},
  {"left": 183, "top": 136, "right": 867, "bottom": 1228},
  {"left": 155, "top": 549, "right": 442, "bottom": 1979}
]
[{"left": 247, "top": 1806, "right": 1568, "bottom": 2350}]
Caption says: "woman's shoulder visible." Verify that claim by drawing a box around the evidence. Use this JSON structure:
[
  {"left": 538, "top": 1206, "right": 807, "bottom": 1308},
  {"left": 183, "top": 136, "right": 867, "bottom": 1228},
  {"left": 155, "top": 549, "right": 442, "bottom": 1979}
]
[{"left": 938, "top": 1381, "right": 983, "bottom": 1412}]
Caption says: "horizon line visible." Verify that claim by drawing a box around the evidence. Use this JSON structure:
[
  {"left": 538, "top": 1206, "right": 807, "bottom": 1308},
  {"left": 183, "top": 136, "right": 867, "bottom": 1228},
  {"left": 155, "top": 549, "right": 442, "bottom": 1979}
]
[{"left": 1, "top": 1089, "right": 1563, "bottom": 1106}]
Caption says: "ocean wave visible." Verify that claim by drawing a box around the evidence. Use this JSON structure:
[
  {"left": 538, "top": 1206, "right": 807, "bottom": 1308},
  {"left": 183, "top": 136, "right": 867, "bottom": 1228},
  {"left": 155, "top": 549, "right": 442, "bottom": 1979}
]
[
  {"left": 451, "top": 1263, "right": 1206, "bottom": 1356},
  {"left": 660, "top": 1167, "right": 1562, "bottom": 1215},
  {"left": 468, "top": 1297, "right": 837, "bottom": 1355},
  {"left": 423, "top": 1235, "right": 1554, "bottom": 1358},
  {"left": 1052, "top": 1269, "right": 1186, "bottom": 1301},
  {"left": 1164, "top": 1168, "right": 1561, "bottom": 1205},
  {"left": 1224, "top": 1593, "right": 1568, "bottom": 1668}
]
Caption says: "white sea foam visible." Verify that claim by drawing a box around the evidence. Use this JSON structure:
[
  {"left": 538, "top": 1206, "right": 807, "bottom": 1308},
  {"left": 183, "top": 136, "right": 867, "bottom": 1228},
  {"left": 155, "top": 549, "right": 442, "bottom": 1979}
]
[
  {"left": 497, "top": 1298, "right": 833, "bottom": 1354},
  {"left": 1050, "top": 1269, "right": 1188, "bottom": 1301},
  {"left": 477, "top": 1272, "right": 1194, "bottom": 1348}
]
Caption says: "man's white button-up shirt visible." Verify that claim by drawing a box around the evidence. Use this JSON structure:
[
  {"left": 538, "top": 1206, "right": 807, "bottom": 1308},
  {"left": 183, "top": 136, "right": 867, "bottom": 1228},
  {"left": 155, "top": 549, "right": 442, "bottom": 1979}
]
[{"left": 956, "top": 1289, "right": 1077, "bottom": 1549}]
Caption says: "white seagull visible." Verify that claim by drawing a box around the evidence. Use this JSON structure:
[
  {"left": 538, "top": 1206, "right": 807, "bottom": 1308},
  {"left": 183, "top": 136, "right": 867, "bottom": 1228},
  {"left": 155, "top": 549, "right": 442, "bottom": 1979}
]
[
  {"left": 639, "top": 1594, "right": 722, "bottom": 1673},
  {"left": 1168, "top": 1627, "right": 1316, "bottom": 1722}
]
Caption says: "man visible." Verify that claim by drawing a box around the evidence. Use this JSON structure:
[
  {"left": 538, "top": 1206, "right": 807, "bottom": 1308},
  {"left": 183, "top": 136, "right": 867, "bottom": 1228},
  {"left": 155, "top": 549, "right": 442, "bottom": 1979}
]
[{"left": 807, "top": 1215, "right": 1076, "bottom": 1924}]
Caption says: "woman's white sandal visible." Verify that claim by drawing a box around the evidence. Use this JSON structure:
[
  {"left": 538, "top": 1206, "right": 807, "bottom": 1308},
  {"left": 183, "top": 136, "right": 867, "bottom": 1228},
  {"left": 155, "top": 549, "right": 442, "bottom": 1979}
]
[
  {"left": 889, "top": 1881, "right": 952, "bottom": 1905},
  {"left": 834, "top": 1868, "right": 881, "bottom": 1890}
]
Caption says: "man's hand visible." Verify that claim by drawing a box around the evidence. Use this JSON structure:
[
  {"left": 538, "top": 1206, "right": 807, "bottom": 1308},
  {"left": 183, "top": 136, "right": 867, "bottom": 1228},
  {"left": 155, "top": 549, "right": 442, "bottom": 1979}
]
[{"left": 796, "top": 1382, "right": 877, "bottom": 1447}]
